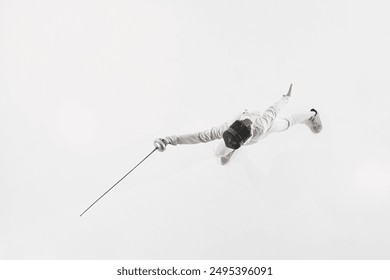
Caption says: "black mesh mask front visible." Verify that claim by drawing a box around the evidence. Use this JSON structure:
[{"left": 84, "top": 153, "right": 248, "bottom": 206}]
[{"left": 222, "top": 118, "right": 252, "bottom": 149}]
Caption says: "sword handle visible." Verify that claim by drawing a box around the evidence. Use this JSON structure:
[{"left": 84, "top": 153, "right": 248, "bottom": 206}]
[{"left": 154, "top": 138, "right": 167, "bottom": 152}]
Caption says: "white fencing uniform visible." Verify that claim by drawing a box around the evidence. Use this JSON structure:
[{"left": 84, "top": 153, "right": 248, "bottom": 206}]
[{"left": 163, "top": 96, "right": 315, "bottom": 158}]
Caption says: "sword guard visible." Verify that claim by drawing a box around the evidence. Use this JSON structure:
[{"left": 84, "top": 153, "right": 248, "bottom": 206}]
[{"left": 154, "top": 138, "right": 167, "bottom": 152}]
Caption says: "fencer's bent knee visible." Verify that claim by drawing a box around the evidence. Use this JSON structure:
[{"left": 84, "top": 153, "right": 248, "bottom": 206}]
[{"left": 214, "top": 141, "right": 232, "bottom": 158}]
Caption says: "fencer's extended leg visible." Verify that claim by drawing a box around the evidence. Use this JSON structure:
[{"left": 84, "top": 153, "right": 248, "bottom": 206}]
[
  {"left": 265, "top": 109, "right": 321, "bottom": 135},
  {"left": 214, "top": 140, "right": 235, "bottom": 165},
  {"left": 266, "top": 118, "right": 290, "bottom": 133},
  {"left": 220, "top": 150, "right": 235, "bottom": 165}
]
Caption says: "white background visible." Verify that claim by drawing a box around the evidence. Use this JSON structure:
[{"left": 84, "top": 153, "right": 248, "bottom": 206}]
[{"left": 1, "top": 0, "right": 389, "bottom": 259}]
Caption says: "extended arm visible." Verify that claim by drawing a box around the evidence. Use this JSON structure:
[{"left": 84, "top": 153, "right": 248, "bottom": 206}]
[{"left": 162, "top": 122, "right": 230, "bottom": 145}]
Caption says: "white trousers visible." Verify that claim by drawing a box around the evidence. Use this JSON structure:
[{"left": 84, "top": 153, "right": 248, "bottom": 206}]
[{"left": 214, "top": 111, "right": 315, "bottom": 158}]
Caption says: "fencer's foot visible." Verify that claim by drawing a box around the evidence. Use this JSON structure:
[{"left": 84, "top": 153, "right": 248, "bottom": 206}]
[
  {"left": 283, "top": 83, "right": 293, "bottom": 97},
  {"left": 220, "top": 150, "right": 235, "bottom": 165},
  {"left": 305, "top": 109, "right": 322, "bottom": 133}
]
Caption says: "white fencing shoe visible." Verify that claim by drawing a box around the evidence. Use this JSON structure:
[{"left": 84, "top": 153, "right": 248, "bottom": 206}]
[{"left": 306, "top": 108, "right": 322, "bottom": 134}]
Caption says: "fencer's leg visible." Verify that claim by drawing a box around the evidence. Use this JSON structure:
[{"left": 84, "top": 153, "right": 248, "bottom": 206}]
[
  {"left": 214, "top": 140, "right": 233, "bottom": 157},
  {"left": 214, "top": 140, "right": 235, "bottom": 165},
  {"left": 287, "top": 111, "right": 316, "bottom": 127},
  {"left": 287, "top": 110, "right": 323, "bottom": 133},
  {"left": 265, "top": 111, "right": 316, "bottom": 136},
  {"left": 266, "top": 118, "right": 290, "bottom": 134}
]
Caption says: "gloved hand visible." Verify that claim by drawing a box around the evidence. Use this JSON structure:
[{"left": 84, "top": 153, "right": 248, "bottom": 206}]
[
  {"left": 154, "top": 138, "right": 169, "bottom": 152},
  {"left": 283, "top": 83, "right": 293, "bottom": 98}
]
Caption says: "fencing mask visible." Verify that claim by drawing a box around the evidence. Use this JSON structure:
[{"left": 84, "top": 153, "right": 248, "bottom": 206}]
[{"left": 222, "top": 118, "right": 253, "bottom": 149}]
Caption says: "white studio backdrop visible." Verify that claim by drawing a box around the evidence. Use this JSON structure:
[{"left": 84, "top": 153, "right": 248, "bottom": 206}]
[{"left": 0, "top": 0, "right": 389, "bottom": 259}]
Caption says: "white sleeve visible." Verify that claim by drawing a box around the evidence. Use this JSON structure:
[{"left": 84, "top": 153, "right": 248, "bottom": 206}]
[{"left": 164, "top": 122, "right": 230, "bottom": 145}]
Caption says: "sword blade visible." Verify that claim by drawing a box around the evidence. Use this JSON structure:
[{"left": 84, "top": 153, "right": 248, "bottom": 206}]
[
  {"left": 287, "top": 83, "right": 293, "bottom": 96},
  {"left": 80, "top": 147, "right": 158, "bottom": 217}
]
